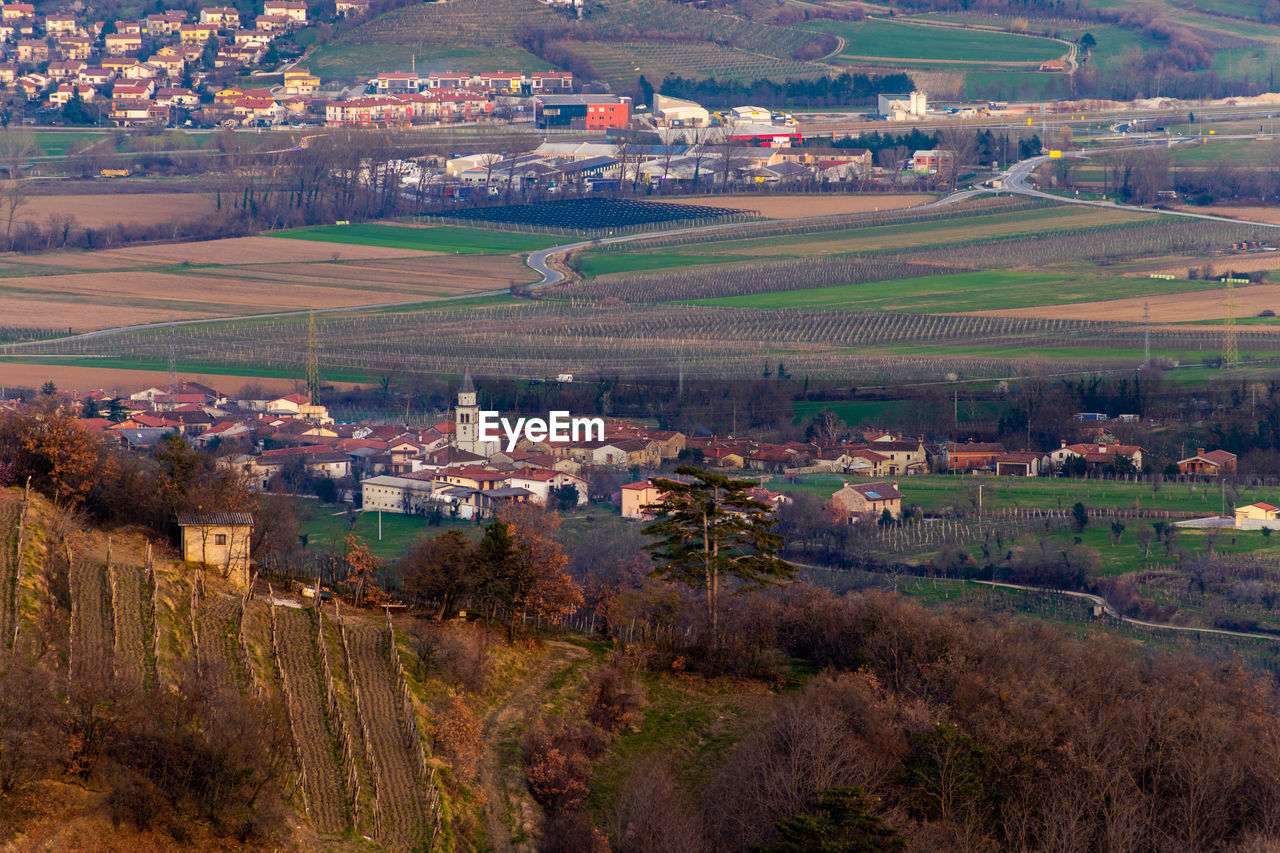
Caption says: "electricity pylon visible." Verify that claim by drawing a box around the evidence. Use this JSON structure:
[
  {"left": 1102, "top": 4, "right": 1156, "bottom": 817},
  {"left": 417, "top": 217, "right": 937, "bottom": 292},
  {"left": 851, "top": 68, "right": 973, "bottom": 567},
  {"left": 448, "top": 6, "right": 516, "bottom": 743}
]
[
  {"left": 305, "top": 311, "right": 321, "bottom": 403},
  {"left": 1222, "top": 279, "right": 1238, "bottom": 369}
]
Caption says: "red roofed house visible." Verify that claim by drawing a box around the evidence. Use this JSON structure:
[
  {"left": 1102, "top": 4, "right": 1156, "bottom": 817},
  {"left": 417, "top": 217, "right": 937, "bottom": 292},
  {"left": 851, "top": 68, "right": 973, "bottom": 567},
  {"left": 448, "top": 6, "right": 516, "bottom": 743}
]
[
  {"left": 943, "top": 441, "right": 1004, "bottom": 473},
  {"left": 1177, "top": 448, "right": 1237, "bottom": 477},
  {"left": 509, "top": 467, "right": 587, "bottom": 506},
  {"left": 1236, "top": 502, "right": 1280, "bottom": 529},
  {"left": 1051, "top": 441, "right": 1144, "bottom": 472},
  {"left": 620, "top": 479, "right": 665, "bottom": 520}
]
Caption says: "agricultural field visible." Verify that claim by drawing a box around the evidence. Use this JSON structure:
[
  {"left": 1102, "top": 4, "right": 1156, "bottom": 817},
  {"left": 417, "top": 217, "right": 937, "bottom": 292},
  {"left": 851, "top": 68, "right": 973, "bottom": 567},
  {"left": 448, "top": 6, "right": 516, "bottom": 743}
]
[
  {"left": 805, "top": 18, "right": 1065, "bottom": 67},
  {"left": 275, "top": 223, "right": 559, "bottom": 254},
  {"left": 781, "top": 472, "right": 1263, "bottom": 517},
  {"left": 426, "top": 198, "right": 751, "bottom": 232},
  {"left": 659, "top": 193, "right": 932, "bottom": 219},
  {"left": 0, "top": 231, "right": 537, "bottom": 333},
  {"left": 15, "top": 192, "right": 217, "bottom": 229}
]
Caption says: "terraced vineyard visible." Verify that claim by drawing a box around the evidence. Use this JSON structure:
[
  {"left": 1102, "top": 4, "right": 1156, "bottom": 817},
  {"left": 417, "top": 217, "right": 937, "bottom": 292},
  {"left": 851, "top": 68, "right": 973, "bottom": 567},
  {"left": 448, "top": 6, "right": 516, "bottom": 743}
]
[
  {"left": 197, "top": 591, "right": 247, "bottom": 689},
  {"left": 343, "top": 622, "right": 430, "bottom": 852},
  {"left": 272, "top": 605, "right": 349, "bottom": 834},
  {"left": 336, "top": 0, "right": 558, "bottom": 47},
  {"left": 69, "top": 556, "right": 112, "bottom": 681},
  {"left": 0, "top": 499, "right": 20, "bottom": 649},
  {"left": 553, "top": 39, "right": 832, "bottom": 88},
  {"left": 592, "top": 0, "right": 821, "bottom": 58},
  {"left": 109, "top": 561, "right": 149, "bottom": 686}
]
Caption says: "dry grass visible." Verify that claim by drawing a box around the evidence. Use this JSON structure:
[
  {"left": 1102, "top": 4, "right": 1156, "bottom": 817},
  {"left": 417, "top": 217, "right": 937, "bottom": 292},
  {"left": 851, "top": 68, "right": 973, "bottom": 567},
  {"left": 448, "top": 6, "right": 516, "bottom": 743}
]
[
  {"left": 966, "top": 283, "right": 1280, "bottom": 322},
  {"left": 14, "top": 193, "right": 217, "bottom": 229},
  {"left": 0, "top": 362, "right": 361, "bottom": 395},
  {"left": 2, "top": 238, "right": 536, "bottom": 331},
  {"left": 1170, "top": 205, "right": 1280, "bottom": 226},
  {"left": 662, "top": 193, "right": 933, "bottom": 219}
]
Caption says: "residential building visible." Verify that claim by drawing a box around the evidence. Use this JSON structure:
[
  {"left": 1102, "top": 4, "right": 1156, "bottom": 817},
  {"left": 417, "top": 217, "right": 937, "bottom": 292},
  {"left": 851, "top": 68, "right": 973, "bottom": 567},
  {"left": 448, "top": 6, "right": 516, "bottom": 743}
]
[
  {"left": 828, "top": 481, "right": 903, "bottom": 523},
  {"left": 262, "top": 0, "right": 307, "bottom": 22},
  {"left": 336, "top": 0, "right": 371, "bottom": 16},
  {"left": 1177, "top": 448, "right": 1237, "bottom": 477},
  {"left": 1051, "top": 441, "right": 1145, "bottom": 473},
  {"left": 199, "top": 6, "right": 240, "bottom": 26},
  {"left": 943, "top": 441, "right": 1004, "bottom": 473},
  {"left": 912, "top": 149, "right": 953, "bottom": 175},
  {"left": 620, "top": 479, "right": 665, "bottom": 520},
  {"left": 104, "top": 33, "right": 142, "bottom": 54},
  {"left": 1236, "top": 502, "right": 1280, "bottom": 530}
]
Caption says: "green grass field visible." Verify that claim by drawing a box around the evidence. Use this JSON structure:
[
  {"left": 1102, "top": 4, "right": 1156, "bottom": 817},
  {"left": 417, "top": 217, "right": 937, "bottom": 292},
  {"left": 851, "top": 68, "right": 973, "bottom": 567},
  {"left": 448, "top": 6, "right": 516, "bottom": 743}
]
[
  {"left": 34, "top": 131, "right": 113, "bottom": 158},
  {"left": 273, "top": 223, "right": 559, "bottom": 254},
  {"left": 574, "top": 251, "right": 754, "bottom": 279},
  {"left": 803, "top": 18, "right": 1063, "bottom": 64},
  {"left": 299, "top": 503, "right": 481, "bottom": 562},
  {"left": 689, "top": 270, "right": 1215, "bottom": 313},
  {"left": 780, "top": 473, "right": 1263, "bottom": 516}
]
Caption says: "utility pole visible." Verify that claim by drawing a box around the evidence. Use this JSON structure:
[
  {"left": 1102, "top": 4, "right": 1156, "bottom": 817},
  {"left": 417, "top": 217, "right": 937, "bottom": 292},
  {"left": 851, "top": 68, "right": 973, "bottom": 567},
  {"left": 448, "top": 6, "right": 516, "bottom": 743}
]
[{"left": 166, "top": 319, "right": 177, "bottom": 394}]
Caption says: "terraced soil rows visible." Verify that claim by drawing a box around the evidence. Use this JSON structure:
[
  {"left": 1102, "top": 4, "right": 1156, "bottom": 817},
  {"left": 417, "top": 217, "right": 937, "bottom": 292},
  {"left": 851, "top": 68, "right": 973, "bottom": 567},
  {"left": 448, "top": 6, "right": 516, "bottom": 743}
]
[
  {"left": 69, "top": 558, "right": 112, "bottom": 681},
  {"left": 198, "top": 593, "right": 246, "bottom": 688},
  {"left": 109, "top": 563, "right": 148, "bottom": 686},
  {"left": 274, "top": 606, "right": 348, "bottom": 834},
  {"left": 345, "top": 623, "right": 427, "bottom": 852},
  {"left": 0, "top": 500, "right": 20, "bottom": 649}
]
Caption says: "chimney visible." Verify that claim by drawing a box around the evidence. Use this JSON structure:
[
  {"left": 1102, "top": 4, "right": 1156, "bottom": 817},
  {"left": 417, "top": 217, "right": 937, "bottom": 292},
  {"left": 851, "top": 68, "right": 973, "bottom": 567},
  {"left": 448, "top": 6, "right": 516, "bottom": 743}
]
[
  {"left": 892, "top": 481, "right": 899, "bottom": 491},
  {"left": 1198, "top": 448, "right": 1205, "bottom": 456},
  {"left": 1060, "top": 440, "right": 1067, "bottom": 449}
]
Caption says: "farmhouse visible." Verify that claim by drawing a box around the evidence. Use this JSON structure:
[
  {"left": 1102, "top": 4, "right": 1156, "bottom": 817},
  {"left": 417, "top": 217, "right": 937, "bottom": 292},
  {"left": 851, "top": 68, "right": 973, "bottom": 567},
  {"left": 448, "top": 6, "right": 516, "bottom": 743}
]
[
  {"left": 1051, "top": 441, "right": 1144, "bottom": 472},
  {"left": 828, "top": 481, "right": 903, "bottom": 524},
  {"left": 1177, "top": 448, "right": 1237, "bottom": 477},
  {"left": 361, "top": 474, "right": 436, "bottom": 514},
  {"left": 869, "top": 438, "right": 928, "bottom": 476},
  {"left": 943, "top": 441, "right": 1004, "bottom": 473},
  {"left": 912, "top": 149, "right": 953, "bottom": 175},
  {"left": 178, "top": 512, "right": 253, "bottom": 588}
]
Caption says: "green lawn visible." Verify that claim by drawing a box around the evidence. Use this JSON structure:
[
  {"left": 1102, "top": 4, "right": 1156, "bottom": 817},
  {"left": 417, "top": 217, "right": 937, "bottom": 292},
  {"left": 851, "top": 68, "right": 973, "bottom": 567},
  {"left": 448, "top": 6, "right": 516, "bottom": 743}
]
[
  {"left": 273, "top": 223, "right": 559, "bottom": 254},
  {"left": 1035, "top": 525, "right": 1280, "bottom": 578},
  {"left": 305, "top": 43, "right": 553, "bottom": 78},
  {"left": 802, "top": 18, "right": 1063, "bottom": 64},
  {"left": 689, "top": 270, "right": 1216, "bottom": 313},
  {"left": 299, "top": 503, "right": 481, "bottom": 562},
  {"left": 780, "top": 473, "right": 1263, "bottom": 516},
  {"left": 1171, "top": 138, "right": 1280, "bottom": 164},
  {"left": 34, "top": 131, "right": 113, "bottom": 158}
]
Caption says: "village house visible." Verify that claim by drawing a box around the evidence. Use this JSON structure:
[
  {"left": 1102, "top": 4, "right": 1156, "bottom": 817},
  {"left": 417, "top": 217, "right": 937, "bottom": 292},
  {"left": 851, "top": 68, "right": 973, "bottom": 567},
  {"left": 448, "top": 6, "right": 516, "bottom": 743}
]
[
  {"left": 43, "top": 13, "right": 76, "bottom": 33},
  {"left": 1050, "top": 441, "right": 1145, "bottom": 473},
  {"left": 620, "top": 479, "right": 666, "bottom": 520},
  {"left": 178, "top": 512, "right": 253, "bottom": 588},
  {"left": 827, "top": 480, "right": 904, "bottom": 524},
  {"left": 104, "top": 32, "right": 142, "bottom": 55},
  {"left": 15, "top": 38, "right": 46, "bottom": 62},
  {"left": 1177, "top": 448, "right": 1237, "bottom": 477},
  {"left": 361, "top": 474, "right": 436, "bottom": 514},
  {"left": 1236, "top": 502, "right": 1280, "bottom": 530},
  {"left": 199, "top": 6, "right": 240, "bottom": 26},
  {"left": 262, "top": 0, "right": 307, "bottom": 22},
  {"left": 912, "top": 149, "right": 953, "bottom": 175},
  {"left": 993, "top": 451, "right": 1050, "bottom": 477},
  {"left": 508, "top": 468, "right": 587, "bottom": 506},
  {"left": 869, "top": 438, "right": 928, "bottom": 476},
  {"left": 943, "top": 441, "right": 1004, "bottom": 473},
  {"left": 57, "top": 37, "right": 93, "bottom": 60},
  {"left": 335, "top": 0, "right": 371, "bottom": 16}
]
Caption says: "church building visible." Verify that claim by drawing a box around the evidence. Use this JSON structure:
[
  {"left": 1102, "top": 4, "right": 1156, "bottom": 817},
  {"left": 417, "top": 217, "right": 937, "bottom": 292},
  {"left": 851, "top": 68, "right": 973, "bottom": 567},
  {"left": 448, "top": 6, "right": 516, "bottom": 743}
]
[{"left": 454, "top": 368, "right": 500, "bottom": 457}]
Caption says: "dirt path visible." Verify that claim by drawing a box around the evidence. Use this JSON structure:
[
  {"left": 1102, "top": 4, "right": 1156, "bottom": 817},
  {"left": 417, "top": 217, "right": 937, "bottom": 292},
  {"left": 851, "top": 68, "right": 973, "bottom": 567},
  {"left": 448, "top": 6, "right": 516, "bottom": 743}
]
[{"left": 477, "top": 640, "right": 589, "bottom": 853}]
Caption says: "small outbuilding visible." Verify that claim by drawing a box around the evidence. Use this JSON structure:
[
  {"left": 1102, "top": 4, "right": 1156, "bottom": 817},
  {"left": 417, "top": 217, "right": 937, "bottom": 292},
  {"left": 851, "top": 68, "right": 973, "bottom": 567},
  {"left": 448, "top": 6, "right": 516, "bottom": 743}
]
[{"left": 177, "top": 512, "right": 254, "bottom": 588}]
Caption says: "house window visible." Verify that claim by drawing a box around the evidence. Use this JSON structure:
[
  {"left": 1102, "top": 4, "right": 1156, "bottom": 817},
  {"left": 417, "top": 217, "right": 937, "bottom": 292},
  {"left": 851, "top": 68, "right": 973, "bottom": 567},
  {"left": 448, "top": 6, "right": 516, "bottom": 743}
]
[{"left": 214, "top": 533, "right": 227, "bottom": 546}]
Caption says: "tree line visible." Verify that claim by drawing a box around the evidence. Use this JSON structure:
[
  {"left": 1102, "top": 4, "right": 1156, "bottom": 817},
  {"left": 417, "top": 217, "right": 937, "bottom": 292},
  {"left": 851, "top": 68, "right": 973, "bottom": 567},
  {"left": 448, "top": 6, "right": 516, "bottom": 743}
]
[{"left": 655, "top": 71, "right": 916, "bottom": 109}]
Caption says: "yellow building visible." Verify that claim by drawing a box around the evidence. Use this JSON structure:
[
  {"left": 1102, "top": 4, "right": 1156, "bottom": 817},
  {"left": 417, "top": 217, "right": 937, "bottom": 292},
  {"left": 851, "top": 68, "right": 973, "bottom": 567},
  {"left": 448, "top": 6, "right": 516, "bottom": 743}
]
[
  {"left": 620, "top": 479, "right": 664, "bottom": 520},
  {"left": 178, "top": 512, "right": 254, "bottom": 588}
]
